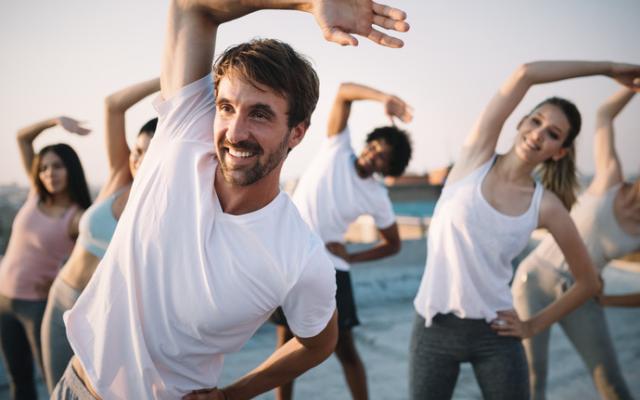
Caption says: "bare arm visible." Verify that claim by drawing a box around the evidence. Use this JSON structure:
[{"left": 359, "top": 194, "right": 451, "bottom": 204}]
[
  {"left": 599, "top": 293, "right": 640, "bottom": 307},
  {"left": 16, "top": 117, "right": 90, "bottom": 178},
  {"left": 494, "top": 192, "right": 600, "bottom": 338},
  {"left": 161, "top": 0, "right": 410, "bottom": 99},
  {"left": 449, "top": 61, "right": 640, "bottom": 184},
  {"left": 588, "top": 88, "right": 636, "bottom": 194},
  {"left": 327, "top": 82, "right": 413, "bottom": 137},
  {"left": 182, "top": 312, "right": 338, "bottom": 400},
  {"left": 326, "top": 222, "right": 401, "bottom": 263},
  {"left": 104, "top": 78, "right": 161, "bottom": 180}
]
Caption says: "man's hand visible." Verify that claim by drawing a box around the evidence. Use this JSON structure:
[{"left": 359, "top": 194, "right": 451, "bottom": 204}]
[
  {"left": 309, "top": 0, "right": 409, "bottom": 48},
  {"left": 384, "top": 95, "right": 414, "bottom": 124},
  {"left": 325, "top": 242, "right": 351, "bottom": 262},
  {"left": 182, "top": 387, "right": 226, "bottom": 400}
]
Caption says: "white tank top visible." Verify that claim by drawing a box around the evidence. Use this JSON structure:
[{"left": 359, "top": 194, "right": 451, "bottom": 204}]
[
  {"left": 524, "top": 183, "right": 640, "bottom": 275},
  {"left": 414, "top": 155, "right": 544, "bottom": 326}
]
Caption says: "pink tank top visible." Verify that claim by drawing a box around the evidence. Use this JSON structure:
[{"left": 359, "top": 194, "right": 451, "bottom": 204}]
[{"left": 0, "top": 192, "right": 78, "bottom": 300}]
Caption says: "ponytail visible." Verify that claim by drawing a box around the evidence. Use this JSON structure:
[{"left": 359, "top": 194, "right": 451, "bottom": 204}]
[
  {"left": 537, "top": 145, "right": 579, "bottom": 210},
  {"left": 530, "top": 97, "right": 582, "bottom": 210}
]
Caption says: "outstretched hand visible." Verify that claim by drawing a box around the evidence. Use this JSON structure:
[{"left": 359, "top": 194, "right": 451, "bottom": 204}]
[
  {"left": 384, "top": 95, "right": 414, "bottom": 124},
  {"left": 610, "top": 63, "right": 640, "bottom": 92},
  {"left": 56, "top": 116, "right": 91, "bottom": 136},
  {"left": 310, "top": 0, "right": 409, "bottom": 48},
  {"left": 490, "top": 310, "right": 533, "bottom": 339}
]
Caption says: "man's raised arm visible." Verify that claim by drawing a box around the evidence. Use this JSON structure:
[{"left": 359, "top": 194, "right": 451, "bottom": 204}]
[
  {"left": 161, "top": 0, "right": 410, "bottom": 99},
  {"left": 327, "top": 82, "right": 414, "bottom": 136}
]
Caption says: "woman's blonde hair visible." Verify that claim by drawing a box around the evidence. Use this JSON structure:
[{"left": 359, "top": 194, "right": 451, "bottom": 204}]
[{"left": 531, "top": 97, "right": 581, "bottom": 210}]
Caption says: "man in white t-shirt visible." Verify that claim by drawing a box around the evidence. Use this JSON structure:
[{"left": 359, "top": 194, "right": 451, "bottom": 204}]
[
  {"left": 272, "top": 83, "right": 413, "bottom": 400},
  {"left": 50, "top": 2, "right": 411, "bottom": 399}
]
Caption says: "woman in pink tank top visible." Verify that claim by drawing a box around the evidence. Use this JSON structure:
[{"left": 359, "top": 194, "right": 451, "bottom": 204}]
[{"left": 0, "top": 116, "right": 91, "bottom": 400}]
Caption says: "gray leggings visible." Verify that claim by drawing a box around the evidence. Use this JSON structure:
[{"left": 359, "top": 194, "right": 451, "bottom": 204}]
[
  {"left": 41, "top": 277, "right": 81, "bottom": 394},
  {"left": 409, "top": 313, "right": 529, "bottom": 400},
  {"left": 512, "top": 260, "right": 633, "bottom": 400},
  {"left": 0, "top": 293, "right": 46, "bottom": 400}
]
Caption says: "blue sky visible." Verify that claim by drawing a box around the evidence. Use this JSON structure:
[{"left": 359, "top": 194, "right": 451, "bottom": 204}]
[{"left": 1, "top": 0, "right": 638, "bottom": 187}]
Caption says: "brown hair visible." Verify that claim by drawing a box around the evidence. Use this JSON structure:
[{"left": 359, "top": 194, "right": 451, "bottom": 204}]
[
  {"left": 31, "top": 143, "right": 92, "bottom": 209},
  {"left": 531, "top": 97, "right": 581, "bottom": 210},
  {"left": 213, "top": 38, "right": 320, "bottom": 129}
]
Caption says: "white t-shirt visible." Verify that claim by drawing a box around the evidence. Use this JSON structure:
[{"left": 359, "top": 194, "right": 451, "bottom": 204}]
[
  {"left": 292, "top": 129, "right": 396, "bottom": 271},
  {"left": 414, "top": 156, "right": 543, "bottom": 326},
  {"left": 64, "top": 76, "right": 336, "bottom": 400}
]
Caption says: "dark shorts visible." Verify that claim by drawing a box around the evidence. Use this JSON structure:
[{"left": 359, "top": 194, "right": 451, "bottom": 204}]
[{"left": 270, "top": 269, "right": 359, "bottom": 331}]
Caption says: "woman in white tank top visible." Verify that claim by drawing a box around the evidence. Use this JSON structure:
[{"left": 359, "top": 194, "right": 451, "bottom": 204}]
[
  {"left": 411, "top": 61, "right": 640, "bottom": 400},
  {"left": 513, "top": 87, "right": 640, "bottom": 400}
]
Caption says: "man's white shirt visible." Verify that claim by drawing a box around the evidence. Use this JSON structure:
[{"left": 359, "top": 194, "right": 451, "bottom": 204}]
[
  {"left": 64, "top": 76, "right": 336, "bottom": 400},
  {"left": 292, "top": 129, "right": 395, "bottom": 271}
]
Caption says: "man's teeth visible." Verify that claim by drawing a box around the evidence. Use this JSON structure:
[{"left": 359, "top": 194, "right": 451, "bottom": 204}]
[{"left": 229, "top": 148, "right": 254, "bottom": 158}]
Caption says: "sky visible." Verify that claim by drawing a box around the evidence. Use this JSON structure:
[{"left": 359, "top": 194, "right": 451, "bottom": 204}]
[{"left": 1, "top": 0, "right": 639, "bottom": 188}]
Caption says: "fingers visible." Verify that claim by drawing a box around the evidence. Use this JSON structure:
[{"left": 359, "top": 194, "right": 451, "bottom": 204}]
[
  {"left": 366, "top": 28, "right": 404, "bottom": 49},
  {"left": 372, "top": 2, "right": 408, "bottom": 23},
  {"left": 323, "top": 27, "right": 358, "bottom": 47},
  {"left": 491, "top": 310, "right": 526, "bottom": 337},
  {"left": 490, "top": 318, "right": 519, "bottom": 336},
  {"left": 78, "top": 130, "right": 91, "bottom": 136},
  {"left": 402, "top": 105, "right": 415, "bottom": 123},
  {"left": 372, "top": 15, "right": 410, "bottom": 33}
]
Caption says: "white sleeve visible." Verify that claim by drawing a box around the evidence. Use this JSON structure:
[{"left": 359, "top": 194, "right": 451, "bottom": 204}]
[
  {"left": 152, "top": 75, "right": 215, "bottom": 144},
  {"left": 370, "top": 188, "right": 396, "bottom": 230},
  {"left": 325, "top": 126, "right": 353, "bottom": 153},
  {"left": 282, "top": 246, "right": 337, "bottom": 338}
]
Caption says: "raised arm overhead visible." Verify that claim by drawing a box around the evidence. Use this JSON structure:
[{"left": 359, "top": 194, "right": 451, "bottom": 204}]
[
  {"left": 161, "top": 0, "right": 410, "bottom": 99},
  {"left": 327, "top": 82, "right": 413, "bottom": 137},
  {"left": 589, "top": 87, "right": 636, "bottom": 193},
  {"left": 450, "top": 61, "right": 640, "bottom": 184}
]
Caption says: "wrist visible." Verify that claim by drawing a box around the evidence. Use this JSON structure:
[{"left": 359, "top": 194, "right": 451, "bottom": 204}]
[
  {"left": 254, "top": 0, "right": 312, "bottom": 12},
  {"left": 604, "top": 61, "right": 614, "bottom": 77},
  {"left": 292, "top": 0, "right": 312, "bottom": 12}
]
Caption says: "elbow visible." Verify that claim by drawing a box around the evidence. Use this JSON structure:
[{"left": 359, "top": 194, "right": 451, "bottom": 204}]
[
  {"left": 339, "top": 82, "right": 355, "bottom": 91},
  {"left": 337, "top": 82, "right": 355, "bottom": 99},
  {"left": 388, "top": 240, "right": 401, "bottom": 256},
  {"left": 104, "top": 96, "right": 122, "bottom": 113},
  {"left": 580, "top": 272, "right": 601, "bottom": 298},
  {"left": 595, "top": 109, "right": 613, "bottom": 124},
  {"left": 515, "top": 63, "right": 535, "bottom": 85}
]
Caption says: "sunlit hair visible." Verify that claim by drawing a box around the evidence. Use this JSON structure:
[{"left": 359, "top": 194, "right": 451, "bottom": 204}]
[
  {"left": 30, "top": 143, "right": 91, "bottom": 209},
  {"left": 366, "top": 126, "right": 413, "bottom": 177},
  {"left": 138, "top": 117, "right": 158, "bottom": 138},
  {"left": 530, "top": 97, "right": 581, "bottom": 210},
  {"left": 213, "top": 38, "right": 320, "bottom": 129}
]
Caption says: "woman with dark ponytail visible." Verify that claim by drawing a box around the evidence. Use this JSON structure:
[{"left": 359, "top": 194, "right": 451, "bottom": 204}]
[
  {"left": 410, "top": 61, "right": 640, "bottom": 399},
  {"left": 40, "top": 77, "right": 160, "bottom": 393},
  {"left": 514, "top": 86, "right": 640, "bottom": 400},
  {"left": 0, "top": 117, "right": 90, "bottom": 400}
]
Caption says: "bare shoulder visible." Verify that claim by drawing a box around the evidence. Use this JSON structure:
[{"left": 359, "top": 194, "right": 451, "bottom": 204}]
[{"left": 538, "top": 189, "right": 569, "bottom": 229}]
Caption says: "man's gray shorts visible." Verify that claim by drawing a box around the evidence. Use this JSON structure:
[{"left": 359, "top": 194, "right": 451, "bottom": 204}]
[{"left": 50, "top": 362, "right": 96, "bottom": 400}]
